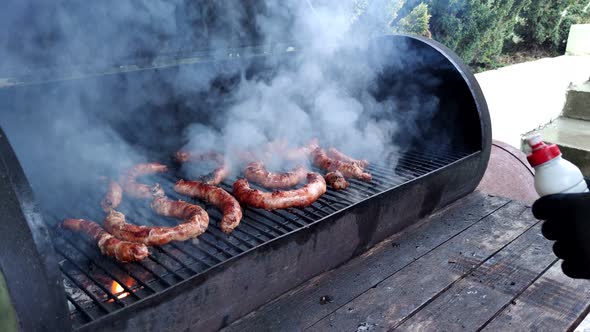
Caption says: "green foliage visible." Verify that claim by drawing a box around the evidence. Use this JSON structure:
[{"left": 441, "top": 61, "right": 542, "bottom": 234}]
[
  {"left": 513, "top": 0, "right": 590, "bottom": 53},
  {"left": 396, "top": 3, "right": 432, "bottom": 37},
  {"left": 426, "top": 0, "right": 531, "bottom": 66},
  {"left": 351, "top": 0, "right": 589, "bottom": 67}
]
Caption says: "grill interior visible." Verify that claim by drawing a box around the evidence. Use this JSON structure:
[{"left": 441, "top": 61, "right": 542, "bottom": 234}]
[{"left": 53, "top": 145, "right": 473, "bottom": 328}]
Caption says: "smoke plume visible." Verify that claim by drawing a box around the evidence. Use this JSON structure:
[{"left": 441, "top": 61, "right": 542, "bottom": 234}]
[{"left": 0, "top": 1, "right": 441, "bottom": 221}]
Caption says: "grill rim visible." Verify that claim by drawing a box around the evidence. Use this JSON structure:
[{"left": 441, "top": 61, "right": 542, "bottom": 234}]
[{"left": 0, "top": 125, "right": 72, "bottom": 331}]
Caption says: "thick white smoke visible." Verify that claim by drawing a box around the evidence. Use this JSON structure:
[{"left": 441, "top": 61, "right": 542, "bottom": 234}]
[
  {"left": 0, "top": 1, "right": 444, "bottom": 219},
  {"left": 182, "top": 1, "right": 403, "bottom": 169}
]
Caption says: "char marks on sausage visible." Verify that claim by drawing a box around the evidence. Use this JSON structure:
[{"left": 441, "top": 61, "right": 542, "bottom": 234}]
[
  {"left": 326, "top": 147, "right": 369, "bottom": 168},
  {"left": 104, "top": 186, "right": 209, "bottom": 245},
  {"left": 62, "top": 218, "right": 149, "bottom": 262},
  {"left": 101, "top": 180, "right": 123, "bottom": 212},
  {"left": 175, "top": 151, "right": 229, "bottom": 186},
  {"left": 233, "top": 172, "right": 327, "bottom": 210},
  {"left": 244, "top": 162, "right": 308, "bottom": 189},
  {"left": 324, "top": 171, "right": 350, "bottom": 190},
  {"left": 312, "top": 148, "right": 372, "bottom": 182},
  {"left": 121, "top": 163, "right": 168, "bottom": 199},
  {"left": 174, "top": 180, "right": 242, "bottom": 233}
]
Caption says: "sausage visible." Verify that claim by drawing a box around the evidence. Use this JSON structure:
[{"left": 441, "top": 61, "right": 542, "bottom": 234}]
[
  {"left": 244, "top": 162, "right": 308, "bottom": 189},
  {"left": 104, "top": 187, "right": 209, "bottom": 245},
  {"left": 174, "top": 180, "right": 243, "bottom": 233},
  {"left": 273, "top": 138, "right": 320, "bottom": 161},
  {"left": 238, "top": 139, "right": 319, "bottom": 164},
  {"left": 324, "top": 171, "right": 350, "bottom": 190},
  {"left": 61, "top": 218, "right": 149, "bottom": 262},
  {"left": 312, "top": 148, "right": 372, "bottom": 182},
  {"left": 121, "top": 163, "right": 168, "bottom": 199},
  {"left": 175, "top": 151, "right": 229, "bottom": 186},
  {"left": 101, "top": 180, "right": 123, "bottom": 212},
  {"left": 233, "top": 172, "right": 327, "bottom": 210},
  {"left": 326, "top": 147, "right": 369, "bottom": 168}
]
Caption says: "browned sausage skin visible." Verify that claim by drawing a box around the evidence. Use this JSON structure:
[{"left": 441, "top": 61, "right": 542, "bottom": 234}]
[
  {"left": 121, "top": 163, "right": 168, "bottom": 199},
  {"left": 105, "top": 185, "right": 209, "bottom": 245},
  {"left": 175, "top": 151, "right": 229, "bottom": 186},
  {"left": 233, "top": 172, "right": 327, "bottom": 210},
  {"left": 101, "top": 180, "right": 123, "bottom": 212},
  {"left": 244, "top": 162, "right": 308, "bottom": 189},
  {"left": 326, "top": 147, "right": 369, "bottom": 169},
  {"left": 61, "top": 218, "right": 149, "bottom": 262},
  {"left": 174, "top": 180, "right": 243, "bottom": 233},
  {"left": 324, "top": 171, "right": 350, "bottom": 190},
  {"left": 312, "top": 148, "right": 372, "bottom": 182}
]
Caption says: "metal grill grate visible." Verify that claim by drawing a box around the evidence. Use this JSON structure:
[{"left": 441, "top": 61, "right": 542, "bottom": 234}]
[{"left": 51, "top": 147, "right": 474, "bottom": 328}]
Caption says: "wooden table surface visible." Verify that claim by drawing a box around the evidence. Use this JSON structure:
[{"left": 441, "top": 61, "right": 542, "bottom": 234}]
[{"left": 223, "top": 191, "right": 590, "bottom": 331}]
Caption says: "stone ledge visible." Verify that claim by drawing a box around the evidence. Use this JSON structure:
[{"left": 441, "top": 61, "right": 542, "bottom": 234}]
[
  {"left": 566, "top": 24, "right": 590, "bottom": 56},
  {"left": 563, "top": 80, "right": 590, "bottom": 121}
]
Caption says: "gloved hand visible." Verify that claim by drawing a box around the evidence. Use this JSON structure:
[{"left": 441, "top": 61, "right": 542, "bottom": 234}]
[{"left": 532, "top": 180, "right": 590, "bottom": 279}]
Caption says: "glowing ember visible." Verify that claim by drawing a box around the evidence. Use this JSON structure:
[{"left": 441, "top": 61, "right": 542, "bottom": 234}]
[{"left": 111, "top": 281, "right": 129, "bottom": 299}]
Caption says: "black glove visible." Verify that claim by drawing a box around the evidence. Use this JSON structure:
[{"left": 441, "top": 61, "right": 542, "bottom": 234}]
[{"left": 532, "top": 180, "right": 590, "bottom": 279}]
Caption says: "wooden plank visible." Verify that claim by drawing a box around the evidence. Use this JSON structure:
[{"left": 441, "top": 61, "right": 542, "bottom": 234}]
[
  {"left": 307, "top": 200, "right": 534, "bottom": 331},
  {"left": 394, "top": 223, "right": 555, "bottom": 331},
  {"left": 223, "top": 192, "right": 509, "bottom": 332},
  {"left": 481, "top": 263, "right": 590, "bottom": 331}
]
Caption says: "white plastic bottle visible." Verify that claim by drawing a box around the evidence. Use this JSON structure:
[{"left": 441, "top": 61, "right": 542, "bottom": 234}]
[{"left": 525, "top": 133, "right": 589, "bottom": 196}]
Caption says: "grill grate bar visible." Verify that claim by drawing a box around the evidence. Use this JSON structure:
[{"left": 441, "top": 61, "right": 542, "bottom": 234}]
[
  {"left": 130, "top": 204, "right": 222, "bottom": 269},
  {"left": 151, "top": 246, "right": 200, "bottom": 275},
  {"left": 321, "top": 190, "right": 357, "bottom": 205},
  {"left": 143, "top": 254, "right": 188, "bottom": 282},
  {"left": 204, "top": 226, "right": 249, "bottom": 253},
  {"left": 367, "top": 165, "right": 409, "bottom": 184},
  {"left": 127, "top": 215, "right": 202, "bottom": 276},
  {"left": 66, "top": 295, "right": 95, "bottom": 322},
  {"left": 59, "top": 237, "right": 145, "bottom": 301},
  {"left": 198, "top": 235, "right": 237, "bottom": 258},
  {"left": 59, "top": 234, "right": 166, "bottom": 298},
  {"left": 165, "top": 240, "right": 221, "bottom": 267},
  {"left": 268, "top": 209, "right": 309, "bottom": 227},
  {"left": 57, "top": 247, "right": 126, "bottom": 307},
  {"left": 398, "top": 156, "right": 446, "bottom": 174},
  {"left": 206, "top": 209, "right": 264, "bottom": 246},
  {"left": 240, "top": 215, "right": 284, "bottom": 238},
  {"left": 60, "top": 267, "right": 112, "bottom": 313},
  {"left": 60, "top": 234, "right": 161, "bottom": 294},
  {"left": 244, "top": 208, "right": 299, "bottom": 233},
  {"left": 402, "top": 152, "right": 449, "bottom": 168}
]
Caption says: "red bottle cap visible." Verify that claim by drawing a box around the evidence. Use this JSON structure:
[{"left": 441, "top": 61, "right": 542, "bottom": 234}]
[{"left": 525, "top": 133, "right": 561, "bottom": 167}]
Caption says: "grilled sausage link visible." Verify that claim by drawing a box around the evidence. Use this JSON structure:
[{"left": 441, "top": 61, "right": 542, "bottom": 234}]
[
  {"left": 326, "top": 147, "right": 369, "bottom": 169},
  {"left": 174, "top": 180, "right": 243, "bottom": 233},
  {"left": 105, "top": 194, "right": 209, "bottom": 246},
  {"left": 175, "top": 151, "right": 229, "bottom": 186},
  {"left": 61, "top": 218, "right": 149, "bottom": 262},
  {"left": 312, "top": 148, "right": 372, "bottom": 182},
  {"left": 233, "top": 172, "right": 327, "bottom": 210},
  {"left": 121, "top": 163, "right": 168, "bottom": 199},
  {"left": 324, "top": 171, "right": 350, "bottom": 190},
  {"left": 244, "top": 162, "right": 308, "bottom": 189},
  {"left": 101, "top": 180, "right": 123, "bottom": 212},
  {"left": 275, "top": 138, "right": 320, "bottom": 161}
]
